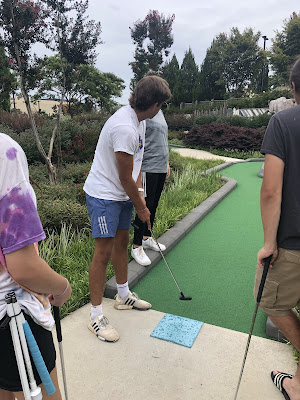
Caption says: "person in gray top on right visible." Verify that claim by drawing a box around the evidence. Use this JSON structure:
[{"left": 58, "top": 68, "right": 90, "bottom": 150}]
[
  {"left": 253, "top": 57, "right": 300, "bottom": 400},
  {"left": 131, "top": 74, "right": 170, "bottom": 266}
]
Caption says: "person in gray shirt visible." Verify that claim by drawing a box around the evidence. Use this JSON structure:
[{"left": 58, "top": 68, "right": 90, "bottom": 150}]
[
  {"left": 253, "top": 57, "right": 300, "bottom": 399},
  {"left": 131, "top": 106, "right": 170, "bottom": 265}
]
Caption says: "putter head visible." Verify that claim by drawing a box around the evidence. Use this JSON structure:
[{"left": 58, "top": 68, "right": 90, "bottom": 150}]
[{"left": 179, "top": 294, "right": 192, "bottom": 301}]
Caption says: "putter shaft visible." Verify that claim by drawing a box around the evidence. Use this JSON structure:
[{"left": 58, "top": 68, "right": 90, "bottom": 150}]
[
  {"left": 233, "top": 303, "right": 259, "bottom": 400},
  {"left": 233, "top": 255, "right": 272, "bottom": 399},
  {"left": 149, "top": 228, "right": 191, "bottom": 300}
]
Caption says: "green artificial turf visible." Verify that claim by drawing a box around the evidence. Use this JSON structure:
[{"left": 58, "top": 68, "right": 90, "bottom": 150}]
[{"left": 132, "top": 161, "right": 269, "bottom": 338}]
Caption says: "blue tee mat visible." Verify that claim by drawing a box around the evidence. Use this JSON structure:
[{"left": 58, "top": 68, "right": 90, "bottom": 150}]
[{"left": 150, "top": 313, "right": 203, "bottom": 348}]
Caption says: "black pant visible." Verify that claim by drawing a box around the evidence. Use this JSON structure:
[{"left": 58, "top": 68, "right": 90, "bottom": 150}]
[{"left": 133, "top": 172, "right": 167, "bottom": 246}]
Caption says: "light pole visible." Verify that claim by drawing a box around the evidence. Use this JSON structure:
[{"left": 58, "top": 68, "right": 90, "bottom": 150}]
[{"left": 261, "top": 35, "right": 269, "bottom": 92}]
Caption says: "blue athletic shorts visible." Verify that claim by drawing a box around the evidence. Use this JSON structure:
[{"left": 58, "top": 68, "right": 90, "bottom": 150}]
[{"left": 85, "top": 193, "right": 133, "bottom": 238}]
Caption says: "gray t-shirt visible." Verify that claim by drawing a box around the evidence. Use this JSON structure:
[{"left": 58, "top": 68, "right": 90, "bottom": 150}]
[
  {"left": 261, "top": 104, "right": 300, "bottom": 249},
  {"left": 142, "top": 110, "right": 169, "bottom": 173}
]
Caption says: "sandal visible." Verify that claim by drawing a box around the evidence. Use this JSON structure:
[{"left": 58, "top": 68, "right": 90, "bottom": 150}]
[{"left": 271, "top": 371, "right": 293, "bottom": 400}]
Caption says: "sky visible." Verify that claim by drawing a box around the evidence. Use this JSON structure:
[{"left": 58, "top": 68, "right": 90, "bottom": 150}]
[{"left": 87, "top": 1, "right": 299, "bottom": 104}]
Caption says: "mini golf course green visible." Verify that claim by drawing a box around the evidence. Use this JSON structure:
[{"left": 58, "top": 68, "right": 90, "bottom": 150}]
[{"left": 132, "top": 161, "right": 268, "bottom": 338}]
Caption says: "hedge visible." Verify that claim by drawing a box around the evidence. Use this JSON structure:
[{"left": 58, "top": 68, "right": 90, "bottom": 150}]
[
  {"left": 183, "top": 122, "right": 264, "bottom": 152},
  {"left": 195, "top": 114, "right": 271, "bottom": 129}
]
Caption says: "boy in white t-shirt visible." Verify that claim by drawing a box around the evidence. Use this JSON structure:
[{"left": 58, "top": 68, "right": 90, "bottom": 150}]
[
  {"left": 83, "top": 75, "right": 171, "bottom": 342},
  {"left": 0, "top": 133, "right": 71, "bottom": 399}
]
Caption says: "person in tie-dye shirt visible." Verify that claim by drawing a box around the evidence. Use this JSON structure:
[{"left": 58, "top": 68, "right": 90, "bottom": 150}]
[{"left": 0, "top": 133, "right": 71, "bottom": 399}]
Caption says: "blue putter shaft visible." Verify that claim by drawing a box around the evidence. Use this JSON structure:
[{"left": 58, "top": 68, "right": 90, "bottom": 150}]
[{"left": 23, "top": 321, "right": 56, "bottom": 396}]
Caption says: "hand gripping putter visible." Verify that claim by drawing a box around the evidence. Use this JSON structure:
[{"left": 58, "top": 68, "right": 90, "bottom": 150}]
[{"left": 233, "top": 255, "right": 272, "bottom": 399}]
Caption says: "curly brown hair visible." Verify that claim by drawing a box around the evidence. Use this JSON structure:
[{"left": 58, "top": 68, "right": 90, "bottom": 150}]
[{"left": 129, "top": 75, "right": 171, "bottom": 111}]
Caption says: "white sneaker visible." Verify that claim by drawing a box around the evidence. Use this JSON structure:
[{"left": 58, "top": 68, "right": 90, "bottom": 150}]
[
  {"left": 131, "top": 246, "right": 151, "bottom": 266},
  {"left": 88, "top": 314, "right": 119, "bottom": 342},
  {"left": 114, "top": 291, "right": 152, "bottom": 310},
  {"left": 143, "top": 237, "right": 166, "bottom": 252}
]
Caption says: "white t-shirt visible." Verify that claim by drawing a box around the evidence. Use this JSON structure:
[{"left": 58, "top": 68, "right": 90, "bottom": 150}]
[
  {"left": 0, "top": 133, "right": 54, "bottom": 330},
  {"left": 83, "top": 105, "right": 146, "bottom": 201}
]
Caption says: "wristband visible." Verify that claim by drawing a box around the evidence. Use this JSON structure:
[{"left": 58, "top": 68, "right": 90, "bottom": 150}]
[
  {"left": 56, "top": 278, "right": 69, "bottom": 297},
  {"left": 138, "top": 188, "right": 144, "bottom": 192},
  {"left": 137, "top": 207, "right": 147, "bottom": 213}
]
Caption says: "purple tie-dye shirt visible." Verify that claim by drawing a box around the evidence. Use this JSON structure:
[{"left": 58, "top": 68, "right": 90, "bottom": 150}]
[
  {"left": 0, "top": 133, "right": 53, "bottom": 329},
  {"left": 0, "top": 134, "right": 45, "bottom": 253}
]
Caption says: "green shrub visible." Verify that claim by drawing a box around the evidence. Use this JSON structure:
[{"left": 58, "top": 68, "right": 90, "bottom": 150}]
[
  {"left": 165, "top": 113, "right": 196, "bottom": 131},
  {"left": 61, "top": 162, "right": 91, "bottom": 185},
  {"left": 195, "top": 114, "right": 271, "bottom": 129},
  {"left": 227, "top": 89, "right": 292, "bottom": 108},
  {"left": 73, "top": 111, "right": 110, "bottom": 125},
  {"left": 37, "top": 198, "right": 89, "bottom": 232},
  {"left": 5, "top": 114, "right": 104, "bottom": 165},
  {"left": 8, "top": 129, "right": 51, "bottom": 164},
  {"left": 194, "top": 115, "right": 218, "bottom": 126},
  {"left": 0, "top": 109, "right": 49, "bottom": 133},
  {"left": 0, "top": 123, "right": 16, "bottom": 137},
  {"left": 184, "top": 123, "right": 264, "bottom": 152},
  {"left": 29, "top": 163, "right": 49, "bottom": 184},
  {"left": 168, "top": 130, "right": 184, "bottom": 140}
]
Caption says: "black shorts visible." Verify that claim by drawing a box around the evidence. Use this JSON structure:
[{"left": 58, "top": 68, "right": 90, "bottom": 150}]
[{"left": 0, "top": 312, "right": 56, "bottom": 392}]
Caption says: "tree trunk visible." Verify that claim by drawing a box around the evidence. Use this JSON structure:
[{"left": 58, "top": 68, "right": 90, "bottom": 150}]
[
  {"left": 15, "top": 50, "right": 57, "bottom": 184},
  {"left": 10, "top": 4, "right": 56, "bottom": 184}
]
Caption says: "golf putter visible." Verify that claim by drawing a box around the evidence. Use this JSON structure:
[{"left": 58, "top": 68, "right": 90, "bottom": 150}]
[
  {"left": 233, "top": 254, "right": 272, "bottom": 399},
  {"left": 149, "top": 228, "right": 192, "bottom": 301},
  {"left": 53, "top": 306, "right": 68, "bottom": 400}
]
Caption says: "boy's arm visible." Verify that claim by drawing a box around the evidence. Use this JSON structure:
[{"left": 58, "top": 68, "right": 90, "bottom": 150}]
[{"left": 257, "top": 153, "right": 284, "bottom": 267}]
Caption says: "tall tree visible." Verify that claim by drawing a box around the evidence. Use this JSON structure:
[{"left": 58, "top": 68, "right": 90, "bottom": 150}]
[
  {"left": 0, "top": 0, "right": 102, "bottom": 183},
  {"left": 199, "top": 34, "right": 228, "bottom": 100},
  {"left": 179, "top": 47, "right": 200, "bottom": 103},
  {"left": 36, "top": 56, "right": 125, "bottom": 113},
  {"left": 0, "top": 0, "right": 58, "bottom": 182},
  {"left": 162, "top": 53, "right": 181, "bottom": 105},
  {"left": 129, "top": 10, "right": 175, "bottom": 86},
  {"left": 0, "top": 45, "right": 16, "bottom": 111},
  {"left": 270, "top": 12, "right": 300, "bottom": 87},
  {"left": 223, "top": 28, "right": 264, "bottom": 96},
  {"left": 199, "top": 28, "right": 264, "bottom": 99},
  {"left": 43, "top": 0, "right": 102, "bottom": 181}
]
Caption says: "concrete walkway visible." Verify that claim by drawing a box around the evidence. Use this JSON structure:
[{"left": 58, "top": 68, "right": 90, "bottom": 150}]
[
  {"left": 56, "top": 300, "right": 295, "bottom": 400},
  {"left": 171, "top": 146, "right": 244, "bottom": 163},
  {"left": 55, "top": 149, "right": 296, "bottom": 400}
]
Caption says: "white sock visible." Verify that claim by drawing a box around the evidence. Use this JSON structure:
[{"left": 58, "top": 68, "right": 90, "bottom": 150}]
[
  {"left": 117, "top": 282, "right": 129, "bottom": 299},
  {"left": 91, "top": 304, "right": 102, "bottom": 320}
]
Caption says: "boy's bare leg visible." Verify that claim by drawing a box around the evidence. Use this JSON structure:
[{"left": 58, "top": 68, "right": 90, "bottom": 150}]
[
  {"left": 112, "top": 229, "right": 129, "bottom": 285},
  {"left": 89, "top": 237, "right": 114, "bottom": 306},
  {"left": 269, "top": 312, "right": 300, "bottom": 352}
]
